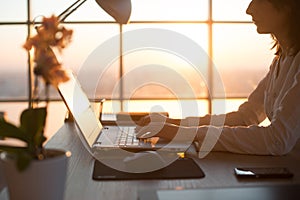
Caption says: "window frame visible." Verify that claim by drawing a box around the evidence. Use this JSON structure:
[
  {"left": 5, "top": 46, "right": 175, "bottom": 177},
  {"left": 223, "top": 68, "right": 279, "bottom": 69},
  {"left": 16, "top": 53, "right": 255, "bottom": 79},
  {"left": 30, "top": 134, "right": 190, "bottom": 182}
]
[{"left": 0, "top": 0, "right": 256, "bottom": 114}]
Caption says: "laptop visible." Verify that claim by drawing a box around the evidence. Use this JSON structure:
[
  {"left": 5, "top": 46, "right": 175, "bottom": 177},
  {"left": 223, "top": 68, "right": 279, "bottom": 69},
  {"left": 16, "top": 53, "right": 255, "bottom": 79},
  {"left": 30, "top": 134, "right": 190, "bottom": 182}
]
[
  {"left": 138, "top": 184, "right": 300, "bottom": 200},
  {"left": 57, "top": 71, "right": 191, "bottom": 155}
]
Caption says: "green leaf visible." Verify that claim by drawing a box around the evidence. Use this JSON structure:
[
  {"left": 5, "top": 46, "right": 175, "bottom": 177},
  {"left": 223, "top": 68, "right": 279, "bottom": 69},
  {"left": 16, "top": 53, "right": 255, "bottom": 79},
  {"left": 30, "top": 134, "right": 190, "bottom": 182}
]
[
  {"left": 0, "top": 107, "right": 47, "bottom": 171},
  {"left": 20, "top": 107, "right": 47, "bottom": 144},
  {"left": 0, "top": 120, "right": 29, "bottom": 142},
  {"left": 0, "top": 145, "right": 28, "bottom": 154}
]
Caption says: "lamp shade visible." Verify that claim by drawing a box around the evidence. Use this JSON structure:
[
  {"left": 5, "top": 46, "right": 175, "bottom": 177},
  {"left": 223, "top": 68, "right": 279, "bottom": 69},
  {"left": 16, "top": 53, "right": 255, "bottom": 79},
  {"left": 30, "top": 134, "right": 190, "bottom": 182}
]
[{"left": 95, "top": 0, "right": 131, "bottom": 24}]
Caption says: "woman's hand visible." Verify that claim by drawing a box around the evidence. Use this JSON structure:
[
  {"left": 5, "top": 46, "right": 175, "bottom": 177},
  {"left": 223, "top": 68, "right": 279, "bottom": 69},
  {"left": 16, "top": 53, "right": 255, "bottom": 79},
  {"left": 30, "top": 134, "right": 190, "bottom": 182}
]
[
  {"left": 136, "top": 122, "right": 197, "bottom": 143},
  {"left": 136, "top": 113, "right": 196, "bottom": 141},
  {"left": 136, "top": 122, "right": 180, "bottom": 141}
]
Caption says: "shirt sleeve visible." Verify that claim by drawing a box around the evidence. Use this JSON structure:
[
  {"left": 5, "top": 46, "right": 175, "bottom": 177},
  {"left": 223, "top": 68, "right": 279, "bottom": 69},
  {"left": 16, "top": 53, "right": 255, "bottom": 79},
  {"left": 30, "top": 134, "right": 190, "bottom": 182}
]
[{"left": 198, "top": 65, "right": 300, "bottom": 156}]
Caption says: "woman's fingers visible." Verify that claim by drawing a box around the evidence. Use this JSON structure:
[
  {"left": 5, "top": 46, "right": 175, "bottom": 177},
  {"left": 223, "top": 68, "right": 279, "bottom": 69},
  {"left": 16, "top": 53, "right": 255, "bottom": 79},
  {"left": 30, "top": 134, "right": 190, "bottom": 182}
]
[
  {"left": 136, "top": 123, "right": 182, "bottom": 141},
  {"left": 136, "top": 122, "right": 165, "bottom": 139}
]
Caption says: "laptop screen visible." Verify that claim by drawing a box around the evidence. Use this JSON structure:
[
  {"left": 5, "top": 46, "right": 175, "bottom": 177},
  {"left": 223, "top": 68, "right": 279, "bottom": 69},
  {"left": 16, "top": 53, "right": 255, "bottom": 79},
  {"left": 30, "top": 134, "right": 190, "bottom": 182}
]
[{"left": 58, "top": 72, "right": 102, "bottom": 148}]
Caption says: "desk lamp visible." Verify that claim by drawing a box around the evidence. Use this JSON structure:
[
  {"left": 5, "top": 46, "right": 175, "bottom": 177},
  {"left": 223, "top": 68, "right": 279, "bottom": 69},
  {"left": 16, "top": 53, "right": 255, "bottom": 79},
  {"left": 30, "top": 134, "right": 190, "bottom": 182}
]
[{"left": 58, "top": 0, "right": 132, "bottom": 23}]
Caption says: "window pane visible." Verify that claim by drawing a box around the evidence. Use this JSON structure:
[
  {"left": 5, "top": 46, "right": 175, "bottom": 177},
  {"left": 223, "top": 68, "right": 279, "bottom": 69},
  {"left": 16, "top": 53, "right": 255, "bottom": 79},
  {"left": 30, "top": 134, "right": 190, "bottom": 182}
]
[
  {"left": 212, "top": 24, "right": 274, "bottom": 98},
  {"left": 0, "top": 1, "right": 27, "bottom": 21},
  {"left": 123, "top": 24, "right": 209, "bottom": 99},
  {"left": 212, "top": 98, "right": 246, "bottom": 114},
  {"left": 212, "top": 0, "right": 252, "bottom": 21},
  {"left": 0, "top": 26, "right": 28, "bottom": 100},
  {"left": 130, "top": 0, "right": 208, "bottom": 21},
  {"left": 52, "top": 24, "right": 120, "bottom": 99},
  {"left": 123, "top": 100, "right": 209, "bottom": 118}
]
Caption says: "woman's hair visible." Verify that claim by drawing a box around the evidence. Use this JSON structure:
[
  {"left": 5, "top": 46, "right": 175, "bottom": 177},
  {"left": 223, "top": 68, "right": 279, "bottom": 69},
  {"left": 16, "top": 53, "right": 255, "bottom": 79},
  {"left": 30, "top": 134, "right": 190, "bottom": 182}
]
[{"left": 269, "top": 0, "right": 300, "bottom": 55}]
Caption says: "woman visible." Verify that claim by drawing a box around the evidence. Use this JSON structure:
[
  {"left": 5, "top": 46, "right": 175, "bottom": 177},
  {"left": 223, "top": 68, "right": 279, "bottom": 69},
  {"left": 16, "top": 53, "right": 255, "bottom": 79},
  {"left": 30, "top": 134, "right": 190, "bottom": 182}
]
[{"left": 136, "top": 0, "right": 300, "bottom": 156}]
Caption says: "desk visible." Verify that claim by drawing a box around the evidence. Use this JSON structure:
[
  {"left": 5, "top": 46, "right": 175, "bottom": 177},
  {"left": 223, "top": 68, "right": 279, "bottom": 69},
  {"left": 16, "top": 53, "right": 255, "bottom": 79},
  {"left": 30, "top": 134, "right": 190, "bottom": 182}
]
[{"left": 1, "top": 122, "right": 300, "bottom": 200}]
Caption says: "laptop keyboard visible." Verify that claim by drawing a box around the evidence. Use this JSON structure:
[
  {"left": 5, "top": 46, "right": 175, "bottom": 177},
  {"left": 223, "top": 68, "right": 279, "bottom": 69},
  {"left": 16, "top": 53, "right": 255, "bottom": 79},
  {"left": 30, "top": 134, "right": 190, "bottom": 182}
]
[{"left": 115, "top": 126, "right": 140, "bottom": 146}]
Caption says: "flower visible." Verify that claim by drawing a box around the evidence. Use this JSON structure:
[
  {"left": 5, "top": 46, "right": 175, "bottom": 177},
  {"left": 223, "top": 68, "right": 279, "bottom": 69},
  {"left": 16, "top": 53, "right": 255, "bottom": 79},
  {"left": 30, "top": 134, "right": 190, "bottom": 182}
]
[
  {"left": 0, "top": 15, "right": 73, "bottom": 171},
  {"left": 23, "top": 15, "right": 73, "bottom": 86}
]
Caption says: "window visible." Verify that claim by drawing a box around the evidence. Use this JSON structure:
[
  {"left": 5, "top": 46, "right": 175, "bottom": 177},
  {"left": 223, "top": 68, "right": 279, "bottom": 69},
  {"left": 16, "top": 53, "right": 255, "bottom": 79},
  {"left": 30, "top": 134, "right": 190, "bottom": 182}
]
[{"left": 0, "top": 0, "right": 275, "bottom": 119}]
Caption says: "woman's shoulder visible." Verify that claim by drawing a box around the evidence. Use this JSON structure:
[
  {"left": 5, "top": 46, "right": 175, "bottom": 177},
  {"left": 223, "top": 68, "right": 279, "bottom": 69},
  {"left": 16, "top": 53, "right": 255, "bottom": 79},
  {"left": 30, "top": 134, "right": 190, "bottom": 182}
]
[{"left": 268, "top": 56, "right": 279, "bottom": 71}]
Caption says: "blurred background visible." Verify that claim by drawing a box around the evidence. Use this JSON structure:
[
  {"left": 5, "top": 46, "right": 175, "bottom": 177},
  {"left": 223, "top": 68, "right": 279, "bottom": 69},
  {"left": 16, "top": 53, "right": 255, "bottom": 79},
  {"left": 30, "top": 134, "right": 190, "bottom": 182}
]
[{"left": 0, "top": 0, "right": 273, "bottom": 139}]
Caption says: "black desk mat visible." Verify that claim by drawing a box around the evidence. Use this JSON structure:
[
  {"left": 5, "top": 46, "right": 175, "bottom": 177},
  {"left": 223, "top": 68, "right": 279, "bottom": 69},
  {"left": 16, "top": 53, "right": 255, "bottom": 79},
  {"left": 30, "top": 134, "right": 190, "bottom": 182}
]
[{"left": 92, "top": 157, "right": 205, "bottom": 180}]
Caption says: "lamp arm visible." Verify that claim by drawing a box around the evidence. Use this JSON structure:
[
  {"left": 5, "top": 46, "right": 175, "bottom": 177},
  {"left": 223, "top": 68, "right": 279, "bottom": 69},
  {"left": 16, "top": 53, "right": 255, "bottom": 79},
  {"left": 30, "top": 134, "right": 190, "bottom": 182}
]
[
  {"left": 57, "top": 0, "right": 131, "bottom": 24},
  {"left": 58, "top": 0, "right": 87, "bottom": 22}
]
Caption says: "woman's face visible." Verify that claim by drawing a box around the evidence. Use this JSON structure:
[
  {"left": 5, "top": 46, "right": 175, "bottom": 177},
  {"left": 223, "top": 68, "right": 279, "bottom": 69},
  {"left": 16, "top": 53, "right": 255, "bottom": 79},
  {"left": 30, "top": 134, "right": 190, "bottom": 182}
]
[{"left": 246, "top": 0, "right": 289, "bottom": 36}]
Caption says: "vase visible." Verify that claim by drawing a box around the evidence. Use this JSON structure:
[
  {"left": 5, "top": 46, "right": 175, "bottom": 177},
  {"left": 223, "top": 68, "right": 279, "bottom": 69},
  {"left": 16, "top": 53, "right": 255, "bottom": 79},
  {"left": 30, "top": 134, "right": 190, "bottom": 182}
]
[{"left": 0, "top": 149, "right": 71, "bottom": 200}]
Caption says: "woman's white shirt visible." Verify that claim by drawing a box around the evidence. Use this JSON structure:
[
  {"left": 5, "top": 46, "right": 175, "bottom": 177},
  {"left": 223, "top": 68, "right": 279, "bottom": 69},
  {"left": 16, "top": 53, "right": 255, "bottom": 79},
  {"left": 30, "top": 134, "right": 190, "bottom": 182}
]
[{"left": 194, "top": 51, "right": 300, "bottom": 155}]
